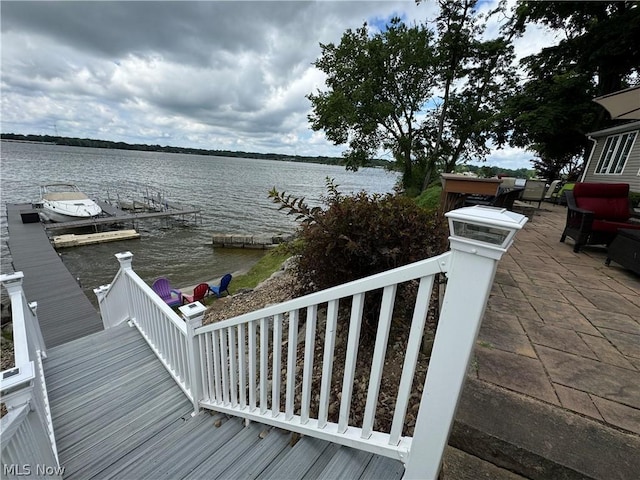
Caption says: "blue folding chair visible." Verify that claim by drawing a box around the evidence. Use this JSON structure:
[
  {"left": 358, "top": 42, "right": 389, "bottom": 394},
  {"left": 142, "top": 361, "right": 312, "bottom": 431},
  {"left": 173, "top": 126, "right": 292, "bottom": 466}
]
[{"left": 209, "top": 273, "right": 232, "bottom": 298}]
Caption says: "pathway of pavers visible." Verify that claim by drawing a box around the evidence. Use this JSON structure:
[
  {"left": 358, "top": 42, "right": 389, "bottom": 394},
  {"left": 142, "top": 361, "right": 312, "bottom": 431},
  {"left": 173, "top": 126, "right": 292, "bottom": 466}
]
[{"left": 472, "top": 204, "right": 640, "bottom": 435}]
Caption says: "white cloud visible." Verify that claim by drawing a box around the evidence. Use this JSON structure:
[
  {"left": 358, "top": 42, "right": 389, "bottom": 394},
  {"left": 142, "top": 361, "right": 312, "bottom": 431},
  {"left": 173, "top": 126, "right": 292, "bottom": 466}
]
[{"left": 1, "top": 1, "right": 555, "bottom": 168}]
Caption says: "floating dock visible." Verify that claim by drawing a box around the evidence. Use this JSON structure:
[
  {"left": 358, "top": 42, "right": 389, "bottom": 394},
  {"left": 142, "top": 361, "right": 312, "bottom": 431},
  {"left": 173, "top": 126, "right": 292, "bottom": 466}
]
[
  {"left": 211, "top": 233, "right": 293, "bottom": 249},
  {"left": 52, "top": 229, "right": 141, "bottom": 248}
]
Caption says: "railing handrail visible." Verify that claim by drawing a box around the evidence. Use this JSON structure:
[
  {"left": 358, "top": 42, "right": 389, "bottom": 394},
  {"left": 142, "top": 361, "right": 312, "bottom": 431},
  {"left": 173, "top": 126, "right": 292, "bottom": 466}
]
[
  {"left": 95, "top": 253, "right": 186, "bottom": 335},
  {"left": 1, "top": 271, "right": 59, "bottom": 470},
  {"left": 122, "top": 269, "right": 187, "bottom": 334},
  {"left": 195, "top": 251, "right": 450, "bottom": 335}
]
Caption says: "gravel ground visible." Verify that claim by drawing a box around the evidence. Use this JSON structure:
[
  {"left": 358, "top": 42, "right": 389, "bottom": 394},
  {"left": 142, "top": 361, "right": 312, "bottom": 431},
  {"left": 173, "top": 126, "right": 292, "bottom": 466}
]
[{"left": 203, "top": 259, "right": 299, "bottom": 325}]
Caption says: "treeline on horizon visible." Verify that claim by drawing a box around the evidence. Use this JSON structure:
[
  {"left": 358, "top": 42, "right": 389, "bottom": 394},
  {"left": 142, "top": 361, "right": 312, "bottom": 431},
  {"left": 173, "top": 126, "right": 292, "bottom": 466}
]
[{"left": 0, "top": 133, "right": 394, "bottom": 168}]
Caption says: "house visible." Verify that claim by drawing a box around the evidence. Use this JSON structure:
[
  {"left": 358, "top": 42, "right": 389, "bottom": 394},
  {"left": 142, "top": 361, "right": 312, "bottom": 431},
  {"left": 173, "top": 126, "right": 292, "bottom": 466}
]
[
  {"left": 581, "top": 120, "right": 639, "bottom": 191},
  {"left": 582, "top": 85, "right": 640, "bottom": 192}
]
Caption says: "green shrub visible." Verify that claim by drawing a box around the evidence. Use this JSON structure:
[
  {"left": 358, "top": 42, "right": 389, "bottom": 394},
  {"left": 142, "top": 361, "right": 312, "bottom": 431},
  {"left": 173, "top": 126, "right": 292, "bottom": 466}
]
[
  {"left": 415, "top": 184, "right": 442, "bottom": 212},
  {"left": 270, "top": 179, "right": 447, "bottom": 333}
]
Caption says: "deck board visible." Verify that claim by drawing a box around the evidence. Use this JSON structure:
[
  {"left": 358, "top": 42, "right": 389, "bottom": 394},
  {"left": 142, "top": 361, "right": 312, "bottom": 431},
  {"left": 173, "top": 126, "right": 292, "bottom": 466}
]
[
  {"left": 44, "top": 324, "right": 404, "bottom": 479},
  {"left": 5, "top": 203, "right": 103, "bottom": 347}
]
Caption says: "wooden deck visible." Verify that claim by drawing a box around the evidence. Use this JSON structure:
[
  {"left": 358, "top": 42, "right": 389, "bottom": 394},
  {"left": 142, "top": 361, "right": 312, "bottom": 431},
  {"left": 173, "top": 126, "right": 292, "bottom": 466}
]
[
  {"left": 5, "top": 203, "right": 103, "bottom": 347},
  {"left": 44, "top": 323, "right": 405, "bottom": 480}
]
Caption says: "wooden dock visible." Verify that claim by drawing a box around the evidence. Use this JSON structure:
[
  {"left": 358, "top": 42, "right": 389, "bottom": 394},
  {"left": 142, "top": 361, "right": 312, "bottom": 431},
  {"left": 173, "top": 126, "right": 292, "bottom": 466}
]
[
  {"left": 42, "top": 200, "right": 201, "bottom": 231},
  {"left": 5, "top": 203, "right": 103, "bottom": 347}
]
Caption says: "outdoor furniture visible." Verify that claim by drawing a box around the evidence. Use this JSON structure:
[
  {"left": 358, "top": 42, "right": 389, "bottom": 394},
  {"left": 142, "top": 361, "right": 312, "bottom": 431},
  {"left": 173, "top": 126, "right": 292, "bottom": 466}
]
[
  {"left": 560, "top": 182, "right": 640, "bottom": 252},
  {"left": 605, "top": 229, "right": 640, "bottom": 275},
  {"left": 440, "top": 174, "right": 502, "bottom": 212},
  {"left": 464, "top": 187, "right": 523, "bottom": 210},
  {"left": 515, "top": 179, "right": 547, "bottom": 209},
  {"left": 554, "top": 182, "right": 575, "bottom": 205},
  {"left": 209, "top": 273, "right": 232, "bottom": 298},
  {"left": 151, "top": 277, "right": 183, "bottom": 307},
  {"left": 182, "top": 282, "right": 210, "bottom": 304},
  {"left": 543, "top": 180, "right": 562, "bottom": 202}
]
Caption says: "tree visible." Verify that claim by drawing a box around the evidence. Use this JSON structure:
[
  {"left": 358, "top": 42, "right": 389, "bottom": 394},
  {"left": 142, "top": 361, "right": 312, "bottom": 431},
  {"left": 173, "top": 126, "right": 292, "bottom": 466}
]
[
  {"left": 498, "top": 1, "right": 640, "bottom": 178},
  {"left": 308, "top": 3, "right": 517, "bottom": 194},
  {"left": 308, "top": 18, "right": 437, "bottom": 192},
  {"left": 421, "top": 0, "right": 517, "bottom": 189}
]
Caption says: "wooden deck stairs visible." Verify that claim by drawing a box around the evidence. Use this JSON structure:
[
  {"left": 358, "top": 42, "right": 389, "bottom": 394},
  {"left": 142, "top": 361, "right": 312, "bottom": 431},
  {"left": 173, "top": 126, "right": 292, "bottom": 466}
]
[{"left": 44, "top": 323, "right": 404, "bottom": 479}]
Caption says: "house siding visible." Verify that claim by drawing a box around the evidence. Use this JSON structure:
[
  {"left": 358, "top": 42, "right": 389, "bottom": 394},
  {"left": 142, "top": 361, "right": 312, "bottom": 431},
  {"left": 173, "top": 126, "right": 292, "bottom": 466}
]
[{"left": 582, "top": 121, "right": 640, "bottom": 192}]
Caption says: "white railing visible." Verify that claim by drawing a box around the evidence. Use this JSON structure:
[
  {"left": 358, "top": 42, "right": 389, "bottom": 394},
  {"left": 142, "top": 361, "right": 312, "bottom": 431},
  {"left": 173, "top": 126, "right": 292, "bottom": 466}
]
[
  {"left": 193, "top": 253, "right": 449, "bottom": 459},
  {"left": 94, "top": 253, "right": 193, "bottom": 403},
  {"left": 1, "top": 272, "right": 61, "bottom": 478},
  {"left": 95, "top": 206, "right": 527, "bottom": 479}
]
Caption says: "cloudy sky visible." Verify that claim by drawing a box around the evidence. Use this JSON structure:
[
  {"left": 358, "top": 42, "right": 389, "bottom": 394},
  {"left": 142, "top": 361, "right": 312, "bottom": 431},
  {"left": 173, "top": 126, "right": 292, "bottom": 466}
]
[{"left": 1, "top": 1, "right": 555, "bottom": 169}]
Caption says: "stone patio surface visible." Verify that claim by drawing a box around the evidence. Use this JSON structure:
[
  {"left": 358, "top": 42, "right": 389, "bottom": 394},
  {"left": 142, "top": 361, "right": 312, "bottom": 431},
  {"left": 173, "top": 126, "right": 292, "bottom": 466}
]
[
  {"left": 475, "top": 204, "right": 640, "bottom": 434},
  {"left": 472, "top": 203, "right": 640, "bottom": 436}
]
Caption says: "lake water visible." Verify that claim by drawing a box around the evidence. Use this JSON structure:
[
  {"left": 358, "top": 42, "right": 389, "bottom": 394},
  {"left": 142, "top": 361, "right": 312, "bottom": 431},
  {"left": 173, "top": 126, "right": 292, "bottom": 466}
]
[{"left": 1, "top": 141, "right": 398, "bottom": 300}]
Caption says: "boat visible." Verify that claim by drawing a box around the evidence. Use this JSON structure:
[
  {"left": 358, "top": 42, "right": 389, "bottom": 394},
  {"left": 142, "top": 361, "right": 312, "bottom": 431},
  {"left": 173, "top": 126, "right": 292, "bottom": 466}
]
[{"left": 38, "top": 183, "right": 103, "bottom": 222}]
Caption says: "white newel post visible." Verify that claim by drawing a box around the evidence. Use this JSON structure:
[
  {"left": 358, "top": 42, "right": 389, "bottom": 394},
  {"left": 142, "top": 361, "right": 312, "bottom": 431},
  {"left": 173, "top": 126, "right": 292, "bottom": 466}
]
[
  {"left": 0, "top": 272, "right": 35, "bottom": 411},
  {"left": 117, "top": 251, "right": 135, "bottom": 324},
  {"left": 403, "top": 206, "right": 527, "bottom": 480},
  {"left": 180, "top": 302, "right": 206, "bottom": 416},
  {"left": 93, "top": 284, "right": 111, "bottom": 328},
  {"left": 26, "top": 301, "right": 46, "bottom": 358}
]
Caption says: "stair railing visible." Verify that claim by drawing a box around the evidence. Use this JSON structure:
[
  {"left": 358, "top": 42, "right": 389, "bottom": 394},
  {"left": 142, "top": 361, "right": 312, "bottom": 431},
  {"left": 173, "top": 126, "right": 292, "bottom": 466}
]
[
  {"left": 193, "top": 206, "right": 527, "bottom": 479},
  {"left": 94, "top": 253, "right": 194, "bottom": 402},
  {"left": 0, "top": 272, "right": 60, "bottom": 476}
]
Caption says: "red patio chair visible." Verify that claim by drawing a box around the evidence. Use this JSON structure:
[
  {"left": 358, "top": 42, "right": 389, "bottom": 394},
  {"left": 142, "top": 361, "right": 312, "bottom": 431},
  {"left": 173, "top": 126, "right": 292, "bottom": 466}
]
[
  {"left": 560, "top": 182, "right": 640, "bottom": 252},
  {"left": 182, "top": 283, "right": 210, "bottom": 304}
]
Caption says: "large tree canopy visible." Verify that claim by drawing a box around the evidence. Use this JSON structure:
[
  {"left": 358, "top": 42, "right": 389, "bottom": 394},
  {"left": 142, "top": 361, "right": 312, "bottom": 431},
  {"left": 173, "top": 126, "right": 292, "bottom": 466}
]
[
  {"left": 499, "top": 1, "right": 640, "bottom": 179},
  {"left": 308, "top": 1, "right": 516, "bottom": 193},
  {"left": 308, "top": 18, "right": 437, "bottom": 191}
]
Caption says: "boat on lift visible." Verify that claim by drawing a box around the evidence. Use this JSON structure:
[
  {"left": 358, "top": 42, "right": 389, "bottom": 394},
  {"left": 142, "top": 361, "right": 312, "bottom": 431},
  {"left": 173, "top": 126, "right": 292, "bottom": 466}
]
[{"left": 38, "top": 183, "right": 102, "bottom": 222}]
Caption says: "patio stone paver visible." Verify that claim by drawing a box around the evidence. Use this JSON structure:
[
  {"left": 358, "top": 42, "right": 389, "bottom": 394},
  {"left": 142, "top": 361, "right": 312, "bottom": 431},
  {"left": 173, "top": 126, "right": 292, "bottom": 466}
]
[
  {"left": 486, "top": 295, "right": 541, "bottom": 320},
  {"left": 520, "top": 318, "right": 597, "bottom": 359},
  {"left": 622, "top": 292, "right": 640, "bottom": 308},
  {"left": 475, "top": 205, "right": 640, "bottom": 441},
  {"left": 516, "top": 282, "right": 569, "bottom": 302},
  {"left": 599, "top": 329, "right": 640, "bottom": 360},
  {"left": 553, "top": 383, "right": 603, "bottom": 420},
  {"left": 498, "top": 284, "right": 528, "bottom": 302},
  {"left": 482, "top": 310, "right": 529, "bottom": 335},
  {"left": 579, "top": 307, "right": 640, "bottom": 335},
  {"left": 528, "top": 297, "right": 603, "bottom": 336},
  {"left": 475, "top": 346, "right": 559, "bottom": 405},
  {"left": 535, "top": 345, "right": 640, "bottom": 409},
  {"left": 583, "top": 288, "right": 640, "bottom": 315},
  {"left": 559, "top": 289, "right": 597, "bottom": 308},
  {"left": 578, "top": 332, "right": 637, "bottom": 370},
  {"left": 478, "top": 325, "right": 537, "bottom": 358},
  {"left": 590, "top": 395, "right": 640, "bottom": 435}
]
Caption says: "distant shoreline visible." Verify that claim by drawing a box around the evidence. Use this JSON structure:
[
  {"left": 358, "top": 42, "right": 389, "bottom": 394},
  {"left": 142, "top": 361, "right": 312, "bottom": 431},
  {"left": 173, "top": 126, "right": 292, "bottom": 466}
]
[{"left": 1, "top": 133, "right": 394, "bottom": 169}]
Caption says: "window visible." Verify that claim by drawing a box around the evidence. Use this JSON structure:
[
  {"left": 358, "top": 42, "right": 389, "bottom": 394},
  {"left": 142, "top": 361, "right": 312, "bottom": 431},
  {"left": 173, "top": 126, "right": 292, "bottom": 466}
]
[{"left": 594, "top": 131, "right": 637, "bottom": 174}]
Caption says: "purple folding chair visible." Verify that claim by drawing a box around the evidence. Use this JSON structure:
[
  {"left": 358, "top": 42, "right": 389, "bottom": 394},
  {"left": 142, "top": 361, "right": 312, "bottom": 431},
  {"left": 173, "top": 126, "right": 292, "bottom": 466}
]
[{"left": 151, "top": 277, "right": 183, "bottom": 307}]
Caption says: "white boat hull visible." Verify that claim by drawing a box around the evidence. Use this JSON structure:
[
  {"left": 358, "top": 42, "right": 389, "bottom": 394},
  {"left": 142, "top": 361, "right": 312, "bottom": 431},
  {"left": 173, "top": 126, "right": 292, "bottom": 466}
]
[{"left": 39, "top": 183, "right": 102, "bottom": 222}]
